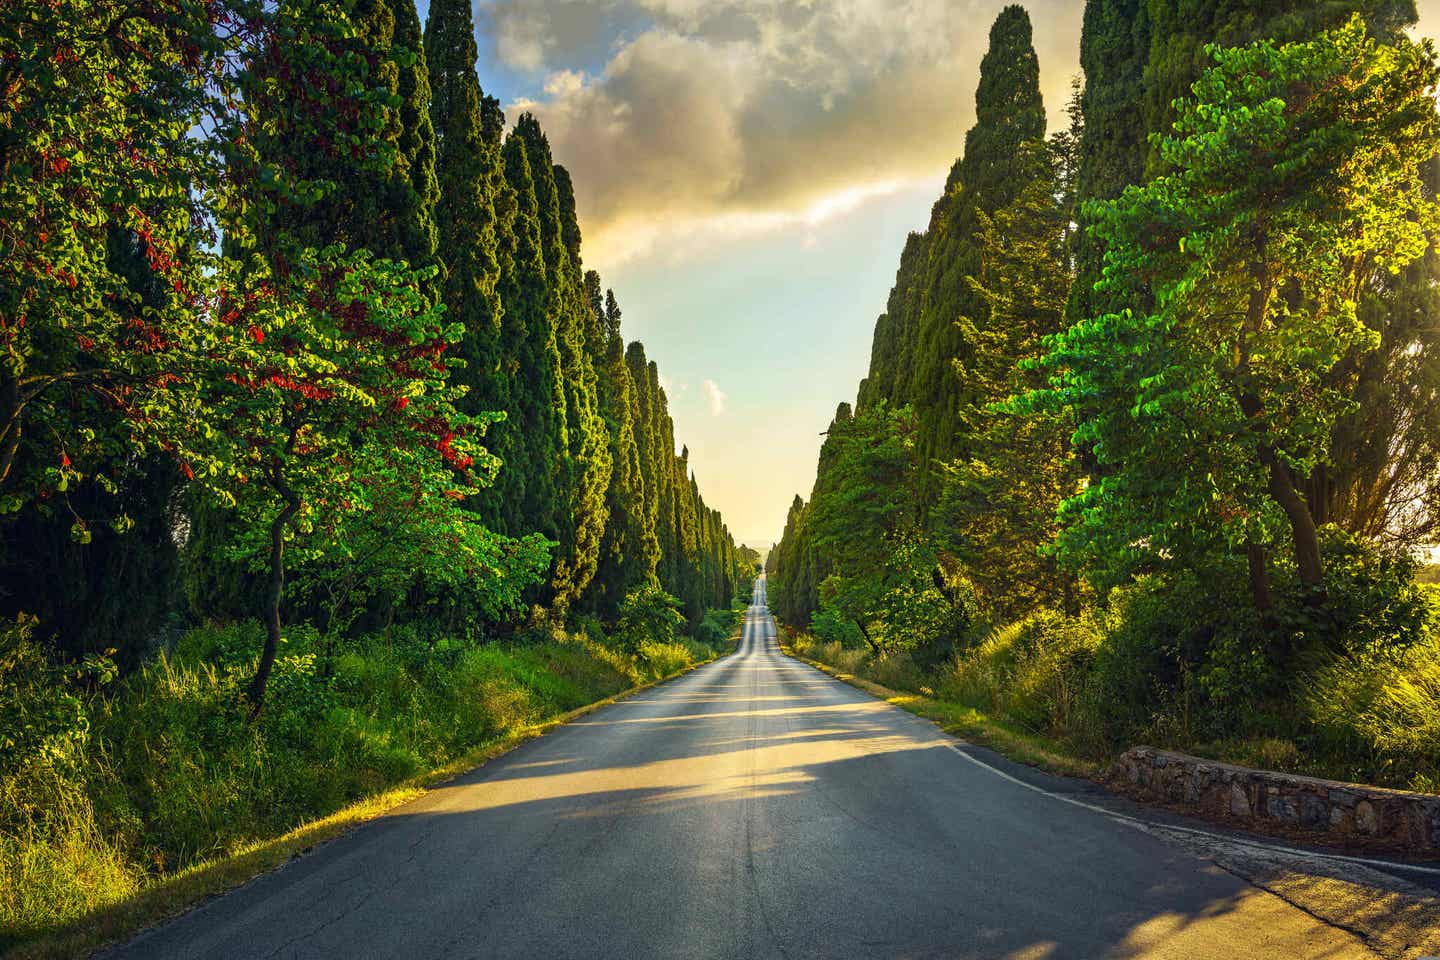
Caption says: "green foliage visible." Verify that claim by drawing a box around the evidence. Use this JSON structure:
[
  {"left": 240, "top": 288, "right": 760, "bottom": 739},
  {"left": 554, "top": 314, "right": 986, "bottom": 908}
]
[
  {"left": 692, "top": 606, "right": 741, "bottom": 648},
  {"left": 0, "top": 0, "right": 223, "bottom": 521},
  {"left": 809, "top": 603, "right": 867, "bottom": 650},
  {"left": 584, "top": 282, "right": 650, "bottom": 616},
  {"left": 0, "top": 616, "right": 107, "bottom": 774},
  {"left": 1029, "top": 18, "right": 1440, "bottom": 606},
  {"left": 613, "top": 584, "right": 685, "bottom": 653},
  {"left": 937, "top": 136, "right": 1078, "bottom": 621},
  {"left": 908, "top": 5, "right": 1047, "bottom": 503}
]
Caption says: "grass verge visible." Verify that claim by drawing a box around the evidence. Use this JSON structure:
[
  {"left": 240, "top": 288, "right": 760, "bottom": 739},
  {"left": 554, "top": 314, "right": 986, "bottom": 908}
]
[{"left": 781, "top": 642, "right": 1100, "bottom": 780}]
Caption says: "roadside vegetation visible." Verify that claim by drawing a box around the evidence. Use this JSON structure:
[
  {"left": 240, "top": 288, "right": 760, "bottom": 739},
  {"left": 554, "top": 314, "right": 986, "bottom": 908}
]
[
  {"left": 1, "top": 605, "right": 742, "bottom": 949},
  {"left": 770, "top": 5, "right": 1440, "bottom": 795},
  {"left": 0, "top": 0, "right": 758, "bottom": 951}
]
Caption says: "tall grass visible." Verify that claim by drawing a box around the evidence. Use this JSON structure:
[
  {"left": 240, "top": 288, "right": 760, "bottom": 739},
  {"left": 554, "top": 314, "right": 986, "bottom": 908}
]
[
  {"left": 0, "top": 619, "right": 720, "bottom": 949},
  {"left": 788, "top": 603, "right": 1440, "bottom": 791}
]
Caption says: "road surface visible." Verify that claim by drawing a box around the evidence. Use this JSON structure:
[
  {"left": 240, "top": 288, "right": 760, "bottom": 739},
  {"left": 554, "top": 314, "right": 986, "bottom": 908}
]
[{"left": 108, "top": 576, "right": 1415, "bottom": 959}]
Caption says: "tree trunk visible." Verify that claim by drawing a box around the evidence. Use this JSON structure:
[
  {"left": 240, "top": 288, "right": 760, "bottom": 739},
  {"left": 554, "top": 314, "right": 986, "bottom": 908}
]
[
  {"left": 1246, "top": 540, "right": 1273, "bottom": 616},
  {"left": 249, "top": 483, "right": 300, "bottom": 715},
  {"left": 856, "top": 620, "right": 881, "bottom": 656},
  {"left": 1258, "top": 445, "right": 1325, "bottom": 598}
]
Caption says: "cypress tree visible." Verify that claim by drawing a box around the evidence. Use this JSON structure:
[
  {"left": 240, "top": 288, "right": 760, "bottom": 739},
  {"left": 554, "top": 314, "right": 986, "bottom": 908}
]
[
  {"left": 626, "top": 342, "right": 664, "bottom": 584},
  {"left": 499, "top": 133, "right": 566, "bottom": 544},
  {"left": 509, "top": 116, "right": 611, "bottom": 609},
  {"left": 424, "top": 0, "right": 511, "bottom": 525},
  {"left": 857, "top": 232, "right": 926, "bottom": 412},
  {"left": 391, "top": 0, "right": 439, "bottom": 279},
  {"left": 1068, "top": 0, "right": 1149, "bottom": 326},
  {"left": 909, "top": 5, "right": 1046, "bottom": 510},
  {"left": 585, "top": 283, "right": 652, "bottom": 616}
]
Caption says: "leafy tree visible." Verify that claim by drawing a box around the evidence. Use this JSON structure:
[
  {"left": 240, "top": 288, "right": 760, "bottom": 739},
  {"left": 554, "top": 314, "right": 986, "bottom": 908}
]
[
  {"left": 804, "top": 404, "right": 974, "bottom": 659},
  {"left": 289, "top": 444, "right": 551, "bottom": 639},
  {"left": 0, "top": 0, "right": 222, "bottom": 526},
  {"left": 1305, "top": 157, "right": 1440, "bottom": 548},
  {"left": 613, "top": 583, "right": 685, "bottom": 653},
  {"left": 207, "top": 0, "right": 539, "bottom": 710},
  {"left": 1141, "top": 0, "right": 1417, "bottom": 178},
  {"left": 199, "top": 246, "right": 508, "bottom": 710},
  {"left": 250, "top": 0, "right": 436, "bottom": 273},
  {"left": 1030, "top": 19, "right": 1440, "bottom": 617}
]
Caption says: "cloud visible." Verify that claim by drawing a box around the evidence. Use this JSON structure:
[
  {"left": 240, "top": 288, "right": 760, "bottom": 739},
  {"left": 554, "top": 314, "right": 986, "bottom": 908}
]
[
  {"left": 702, "top": 379, "right": 727, "bottom": 416},
  {"left": 489, "top": 0, "right": 1084, "bottom": 267}
]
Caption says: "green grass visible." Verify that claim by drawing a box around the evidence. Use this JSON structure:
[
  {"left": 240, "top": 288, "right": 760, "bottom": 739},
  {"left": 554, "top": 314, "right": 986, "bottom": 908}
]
[
  {"left": 0, "top": 620, "right": 729, "bottom": 958},
  {"left": 783, "top": 634, "right": 1100, "bottom": 779}
]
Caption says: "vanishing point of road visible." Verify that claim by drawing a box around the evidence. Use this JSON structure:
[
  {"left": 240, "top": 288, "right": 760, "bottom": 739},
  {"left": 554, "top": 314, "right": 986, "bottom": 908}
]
[{"left": 107, "top": 577, "right": 1419, "bottom": 959}]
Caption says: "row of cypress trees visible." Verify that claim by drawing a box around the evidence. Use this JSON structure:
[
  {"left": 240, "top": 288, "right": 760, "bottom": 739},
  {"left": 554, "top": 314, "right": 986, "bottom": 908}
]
[
  {"left": 771, "top": 0, "right": 1440, "bottom": 630},
  {"left": 1, "top": 0, "right": 747, "bottom": 665}
]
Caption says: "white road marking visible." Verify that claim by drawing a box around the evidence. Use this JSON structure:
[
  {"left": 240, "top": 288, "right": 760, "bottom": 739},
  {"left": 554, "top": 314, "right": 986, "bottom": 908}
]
[{"left": 941, "top": 739, "right": 1440, "bottom": 879}]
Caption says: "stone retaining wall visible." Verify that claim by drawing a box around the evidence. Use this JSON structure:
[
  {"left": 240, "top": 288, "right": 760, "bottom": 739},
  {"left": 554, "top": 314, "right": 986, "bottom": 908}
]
[{"left": 1112, "top": 746, "right": 1440, "bottom": 855}]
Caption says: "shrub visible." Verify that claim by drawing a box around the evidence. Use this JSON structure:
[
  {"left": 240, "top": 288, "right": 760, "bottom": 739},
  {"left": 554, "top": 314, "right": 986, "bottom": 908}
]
[
  {"left": 636, "top": 641, "right": 693, "bottom": 678},
  {"left": 809, "top": 603, "right": 866, "bottom": 649},
  {"left": 692, "top": 606, "right": 740, "bottom": 649},
  {"left": 613, "top": 585, "right": 685, "bottom": 653}
]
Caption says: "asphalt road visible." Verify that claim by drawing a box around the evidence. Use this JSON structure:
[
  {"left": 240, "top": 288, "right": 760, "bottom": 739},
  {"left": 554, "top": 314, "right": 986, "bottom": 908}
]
[{"left": 107, "top": 576, "right": 1397, "bottom": 959}]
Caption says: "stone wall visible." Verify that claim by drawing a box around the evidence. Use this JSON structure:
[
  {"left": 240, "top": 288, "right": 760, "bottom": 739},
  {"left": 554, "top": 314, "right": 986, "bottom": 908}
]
[{"left": 1112, "top": 746, "right": 1440, "bottom": 855}]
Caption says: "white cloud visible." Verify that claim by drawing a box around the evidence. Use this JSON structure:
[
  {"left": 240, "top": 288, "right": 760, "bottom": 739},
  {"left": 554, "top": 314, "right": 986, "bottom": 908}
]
[
  {"left": 658, "top": 373, "right": 688, "bottom": 397},
  {"left": 703, "top": 379, "right": 727, "bottom": 416},
  {"left": 488, "top": 0, "right": 1084, "bottom": 267}
]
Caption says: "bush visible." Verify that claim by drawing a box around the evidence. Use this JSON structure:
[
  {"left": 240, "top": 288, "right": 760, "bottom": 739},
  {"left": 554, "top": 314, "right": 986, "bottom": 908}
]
[
  {"left": 692, "top": 606, "right": 741, "bottom": 649},
  {"left": 613, "top": 585, "right": 685, "bottom": 653},
  {"left": 809, "top": 603, "right": 866, "bottom": 649}
]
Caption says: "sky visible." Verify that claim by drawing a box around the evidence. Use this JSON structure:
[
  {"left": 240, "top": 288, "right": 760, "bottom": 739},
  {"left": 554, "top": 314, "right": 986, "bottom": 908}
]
[{"left": 417, "top": 0, "right": 1440, "bottom": 548}]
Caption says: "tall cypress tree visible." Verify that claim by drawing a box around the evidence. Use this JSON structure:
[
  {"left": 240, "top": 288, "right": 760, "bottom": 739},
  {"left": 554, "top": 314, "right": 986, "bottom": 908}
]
[
  {"left": 510, "top": 115, "right": 611, "bottom": 609},
  {"left": 391, "top": 0, "right": 438, "bottom": 279},
  {"left": 586, "top": 283, "right": 652, "bottom": 616},
  {"left": 626, "top": 342, "right": 664, "bottom": 584},
  {"left": 857, "top": 232, "right": 927, "bottom": 412},
  {"left": 909, "top": 5, "right": 1045, "bottom": 511},
  {"left": 499, "top": 133, "right": 566, "bottom": 544},
  {"left": 1068, "top": 0, "right": 1149, "bottom": 326},
  {"left": 424, "top": 0, "right": 512, "bottom": 526}
]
